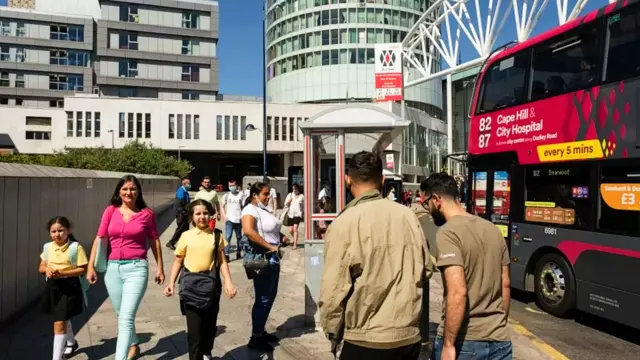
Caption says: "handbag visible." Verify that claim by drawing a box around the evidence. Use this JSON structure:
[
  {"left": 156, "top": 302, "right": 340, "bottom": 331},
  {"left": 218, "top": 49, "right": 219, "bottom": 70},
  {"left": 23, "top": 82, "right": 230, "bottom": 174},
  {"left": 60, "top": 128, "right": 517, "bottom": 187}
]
[
  {"left": 242, "top": 205, "right": 270, "bottom": 279},
  {"left": 94, "top": 205, "right": 116, "bottom": 273},
  {"left": 179, "top": 230, "right": 222, "bottom": 310}
]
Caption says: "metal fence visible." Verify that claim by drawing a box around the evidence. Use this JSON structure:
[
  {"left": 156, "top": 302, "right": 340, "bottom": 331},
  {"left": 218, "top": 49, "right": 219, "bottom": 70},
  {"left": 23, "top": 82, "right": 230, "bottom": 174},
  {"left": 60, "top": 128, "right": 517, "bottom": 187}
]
[{"left": 0, "top": 163, "right": 180, "bottom": 325}]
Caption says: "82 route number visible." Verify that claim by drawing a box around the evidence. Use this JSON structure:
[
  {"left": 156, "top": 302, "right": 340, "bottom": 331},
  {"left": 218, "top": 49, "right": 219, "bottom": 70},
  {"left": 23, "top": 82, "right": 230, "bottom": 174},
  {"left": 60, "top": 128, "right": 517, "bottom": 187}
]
[{"left": 478, "top": 116, "right": 492, "bottom": 148}]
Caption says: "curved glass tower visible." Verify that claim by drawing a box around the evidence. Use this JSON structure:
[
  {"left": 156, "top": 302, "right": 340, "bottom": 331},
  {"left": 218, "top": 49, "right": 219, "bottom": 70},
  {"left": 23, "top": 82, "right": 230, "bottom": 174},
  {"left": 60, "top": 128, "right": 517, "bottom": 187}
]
[{"left": 265, "top": 0, "right": 442, "bottom": 118}]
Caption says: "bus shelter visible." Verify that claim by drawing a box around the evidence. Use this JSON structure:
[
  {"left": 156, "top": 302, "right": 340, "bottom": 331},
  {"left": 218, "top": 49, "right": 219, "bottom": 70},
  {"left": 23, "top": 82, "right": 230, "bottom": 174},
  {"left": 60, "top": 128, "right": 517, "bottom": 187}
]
[{"left": 298, "top": 104, "right": 410, "bottom": 326}]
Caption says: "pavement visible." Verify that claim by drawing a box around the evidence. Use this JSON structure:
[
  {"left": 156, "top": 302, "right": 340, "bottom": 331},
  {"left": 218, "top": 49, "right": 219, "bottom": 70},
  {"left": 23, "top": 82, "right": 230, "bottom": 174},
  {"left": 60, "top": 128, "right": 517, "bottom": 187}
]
[{"left": 0, "top": 207, "right": 620, "bottom": 360}]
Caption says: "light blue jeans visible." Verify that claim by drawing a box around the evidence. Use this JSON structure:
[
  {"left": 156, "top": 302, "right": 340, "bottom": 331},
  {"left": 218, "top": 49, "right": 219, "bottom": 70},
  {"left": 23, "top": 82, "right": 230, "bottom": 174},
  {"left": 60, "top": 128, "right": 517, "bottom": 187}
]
[{"left": 104, "top": 260, "right": 149, "bottom": 360}]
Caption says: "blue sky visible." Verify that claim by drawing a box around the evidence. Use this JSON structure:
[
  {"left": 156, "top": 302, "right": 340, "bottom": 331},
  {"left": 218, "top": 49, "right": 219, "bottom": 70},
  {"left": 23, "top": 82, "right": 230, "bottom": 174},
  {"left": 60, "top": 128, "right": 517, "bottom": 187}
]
[{"left": 0, "top": 0, "right": 607, "bottom": 96}]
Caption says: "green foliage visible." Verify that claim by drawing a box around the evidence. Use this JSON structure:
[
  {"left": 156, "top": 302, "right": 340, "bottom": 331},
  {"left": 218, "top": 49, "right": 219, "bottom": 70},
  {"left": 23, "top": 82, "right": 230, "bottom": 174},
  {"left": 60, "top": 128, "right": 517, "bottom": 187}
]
[{"left": 0, "top": 140, "right": 192, "bottom": 178}]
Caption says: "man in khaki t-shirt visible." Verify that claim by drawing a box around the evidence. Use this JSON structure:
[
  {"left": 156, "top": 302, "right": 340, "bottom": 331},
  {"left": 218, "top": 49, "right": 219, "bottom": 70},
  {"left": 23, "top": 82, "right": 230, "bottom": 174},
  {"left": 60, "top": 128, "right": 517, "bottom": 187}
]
[{"left": 420, "top": 172, "right": 512, "bottom": 360}]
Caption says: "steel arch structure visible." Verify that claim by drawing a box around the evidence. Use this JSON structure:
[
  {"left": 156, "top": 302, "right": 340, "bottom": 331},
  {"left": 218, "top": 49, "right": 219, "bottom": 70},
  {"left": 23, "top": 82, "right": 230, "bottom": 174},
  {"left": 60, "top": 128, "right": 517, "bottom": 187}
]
[{"left": 400, "top": 0, "right": 612, "bottom": 168}]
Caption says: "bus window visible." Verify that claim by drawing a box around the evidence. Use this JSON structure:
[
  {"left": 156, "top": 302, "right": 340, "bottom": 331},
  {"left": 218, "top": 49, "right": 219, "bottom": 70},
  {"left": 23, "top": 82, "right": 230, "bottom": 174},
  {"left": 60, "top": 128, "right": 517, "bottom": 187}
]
[
  {"left": 476, "top": 52, "right": 528, "bottom": 114},
  {"left": 492, "top": 171, "right": 510, "bottom": 235},
  {"left": 605, "top": 7, "right": 640, "bottom": 83},
  {"left": 598, "top": 166, "right": 640, "bottom": 236},
  {"left": 524, "top": 165, "right": 591, "bottom": 228},
  {"left": 471, "top": 171, "right": 487, "bottom": 217}
]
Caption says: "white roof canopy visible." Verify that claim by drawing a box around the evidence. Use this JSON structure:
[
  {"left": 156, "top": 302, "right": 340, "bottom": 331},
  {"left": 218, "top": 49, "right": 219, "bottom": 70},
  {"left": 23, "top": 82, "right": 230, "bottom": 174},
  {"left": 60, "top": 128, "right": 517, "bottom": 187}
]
[{"left": 298, "top": 104, "right": 411, "bottom": 132}]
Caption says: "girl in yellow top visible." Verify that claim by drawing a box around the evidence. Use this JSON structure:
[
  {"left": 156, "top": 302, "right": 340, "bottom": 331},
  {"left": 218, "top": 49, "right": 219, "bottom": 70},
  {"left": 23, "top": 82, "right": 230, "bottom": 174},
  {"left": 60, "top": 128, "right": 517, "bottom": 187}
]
[
  {"left": 164, "top": 199, "right": 237, "bottom": 360},
  {"left": 38, "top": 216, "right": 88, "bottom": 360}
]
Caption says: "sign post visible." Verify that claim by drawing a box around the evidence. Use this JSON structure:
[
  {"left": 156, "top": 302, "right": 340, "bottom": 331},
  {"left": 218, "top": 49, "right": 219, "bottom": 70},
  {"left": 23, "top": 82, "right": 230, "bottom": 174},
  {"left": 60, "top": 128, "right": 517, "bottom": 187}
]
[{"left": 374, "top": 43, "right": 404, "bottom": 102}]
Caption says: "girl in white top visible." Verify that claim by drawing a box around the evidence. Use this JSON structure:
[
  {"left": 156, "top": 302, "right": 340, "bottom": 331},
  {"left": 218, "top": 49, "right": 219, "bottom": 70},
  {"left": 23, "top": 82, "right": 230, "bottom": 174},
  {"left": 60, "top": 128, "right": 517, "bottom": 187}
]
[
  {"left": 282, "top": 183, "right": 304, "bottom": 248},
  {"left": 240, "top": 182, "right": 282, "bottom": 352}
]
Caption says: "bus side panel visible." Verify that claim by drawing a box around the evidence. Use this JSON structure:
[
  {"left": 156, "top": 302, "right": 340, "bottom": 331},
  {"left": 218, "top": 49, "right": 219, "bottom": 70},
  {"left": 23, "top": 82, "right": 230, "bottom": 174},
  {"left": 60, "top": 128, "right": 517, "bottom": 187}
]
[
  {"left": 576, "top": 281, "right": 640, "bottom": 329},
  {"left": 509, "top": 223, "right": 561, "bottom": 291}
]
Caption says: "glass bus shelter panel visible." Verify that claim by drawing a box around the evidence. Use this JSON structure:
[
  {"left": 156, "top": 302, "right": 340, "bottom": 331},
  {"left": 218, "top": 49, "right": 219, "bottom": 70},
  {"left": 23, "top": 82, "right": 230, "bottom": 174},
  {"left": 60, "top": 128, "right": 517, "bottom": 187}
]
[
  {"left": 492, "top": 170, "right": 511, "bottom": 238},
  {"left": 470, "top": 171, "right": 487, "bottom": 217},
  {"left": 310, "top": 219, "right": 335, "bottom": 241},
  {"left": 312, "top": 134, "right": 338, "bottom": 215}
]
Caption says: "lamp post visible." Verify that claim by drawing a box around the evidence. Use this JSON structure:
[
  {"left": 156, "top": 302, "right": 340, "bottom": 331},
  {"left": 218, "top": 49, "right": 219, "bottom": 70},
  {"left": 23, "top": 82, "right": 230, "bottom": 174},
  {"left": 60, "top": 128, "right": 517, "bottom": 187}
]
[
  {"left": 177, "top": 145, "right": 185, "bottom": 161},
  {"left": 245, "top": 124, "right": 266, "bottom": 182},
  {"left": 107, "top": 129, "right": 114, "bottom": 149}
]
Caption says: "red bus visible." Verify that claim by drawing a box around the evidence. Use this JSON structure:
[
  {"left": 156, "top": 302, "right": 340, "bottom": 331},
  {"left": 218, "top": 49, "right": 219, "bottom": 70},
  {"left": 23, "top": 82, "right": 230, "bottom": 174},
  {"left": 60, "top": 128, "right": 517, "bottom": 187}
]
[{"left": 466, "top": 0, "right": 640, "bottom": 329}]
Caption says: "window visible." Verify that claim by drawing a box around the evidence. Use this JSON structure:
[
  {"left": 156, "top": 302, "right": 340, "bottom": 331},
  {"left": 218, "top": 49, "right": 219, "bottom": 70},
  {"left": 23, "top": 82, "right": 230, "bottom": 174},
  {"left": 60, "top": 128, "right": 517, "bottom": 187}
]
[
  {"left": 182, "top": 65, "right": 200, "bottom": 82},
  {"left": 0, "top": 46, "right": 9, "bottom": 61},
  {"left": 76, "top": 111, "right": 83, "bottom": 137},
  {"left": 119, "top": 32, "right": 138, "bottom": 50},
  {"left": 267, "top": 116, "right": 272, "bottom": 140},
  {"left": 477, "top": 52, "right": 528, "bottom": 113},
  {"left": 118, "top": 87, "right": 137, "bottom": 98},
  {"left": 181, "top": 39, "right": 200, "bottom": 55},
  {"left": 15, "top": 73, "right": 24, "bottom": 88},
  {"left": 85, "top": 112, "right": 92, "bottom": 137},
  {"left": 127, "top": 113, "right": 134, "bottom": 138},
  {"left": 530, "top": 24, "right": 599, "bottom": 101},
  {"left": 0, "top": 20, "right": 10, "bottom": 36},
  {"left": 232, "top": 116, "right": 239, "bottom": 140},
  {"left": 169, "top": 114, "right": 175, "bottom": 139},
  {"left": 524, "top": 165, "right": 591, "bottom": 229},
  {"left": 0, "top": 98, "right": 7, "bottom": 105},
  {"left": 136, "top": 113, "right": 142, "bottom": 138},
  {"left": 68, "top": 75, "right": 83, "bottom": 91},
  {"left": 185, "top": 114, "right": 192, "bottom": 139},
  {"left": 50, "top": 50, "right": 68, "bottom": 65},
  {"left": 50, "top": 25, "right": 68, "bottom": 40},
  {"left": 182, "top": 12, "right": 200, "bottom": 29},
  {"left": 68, "top": 51, "right": 89, "bottom": 67},
  {"left": 68, "top": 26, "right": 84, "bottom": 42},
  {"left": 25, "top": 131, "right": 51, "bottom": 140},
  {"left": 0, "top": 72, "right": 8, "bottom": 87},
  {"left": 274, "top": 116, "right": 280, "bottom": 141},
  {"left": 182, "top": 91, "right": 199, "bottom": 100},
  {"left": 177, "top": 114, "right": 183, "bottom": 139},
  {"left": 15, "top": 98, "right": 23, "bottom": 106},
  {"left": 26, "top": 116, "right": 52, "bottom": 126},
  {"left": 120, "top": 4, "right": 139, "bottom": 23},
  {"left": 16, "top": 22, "right": 25, "bottom": 37},
  {"left": 216, "top": 115, "right": 222, "bottom": 140},
  {"left": 66, "top": 111, "right": 73, "bottom": 137},
  {"left": 281, "top": 117, "right": 287, "bottom": 140},
  {"left": 224, "top": 115, "right": 230, "bottom": 140},
  {"left": 604, "top": 10, "right": 640, "bottom": 82},
  {"left": 240, "top": 116, "right": 246, "bottom": 140},
  {"left": 95, "top": 112, "right": 101, "bottom": 137},
  {"left": 49, "top": 75, "right": 68, "bottom": 90},
  {"left": 50, "top": 99, "right": 63, "bottom": 108},
  {"left": 599, "top": 164, "right": 640, "bottom": 235},
  {"left": 145, "top": 113, "right": 151, "bottom": 138},
  {"left": 119, "top": 60, "right": 137, "bottom": 78},
  {"left": 194, "top": 115, "right": 200, "bottom": 140},
  {"left": 289, "top": 117, "right": 295, "bottom": 141},
  {"left": 119, "top": 112, "right": 125, "bottom": 138},
  {"left": 296, "top": 117, "right": 302, "bottom": 141},
  {"left": 16, "top": 48, "right": 25, "bottom": 62}
]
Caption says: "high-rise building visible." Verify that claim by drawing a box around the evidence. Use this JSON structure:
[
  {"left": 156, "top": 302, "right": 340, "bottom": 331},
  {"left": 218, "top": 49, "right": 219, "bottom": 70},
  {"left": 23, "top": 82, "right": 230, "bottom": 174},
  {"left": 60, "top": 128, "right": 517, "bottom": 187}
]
[{"left": 265, "top": 0, "right": 442, "bottom": 118}]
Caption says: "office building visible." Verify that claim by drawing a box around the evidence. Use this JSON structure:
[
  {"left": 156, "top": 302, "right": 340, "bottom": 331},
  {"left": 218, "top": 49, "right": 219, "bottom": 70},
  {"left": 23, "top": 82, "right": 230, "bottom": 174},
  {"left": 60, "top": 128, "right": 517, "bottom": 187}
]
[{"left": 265, "top": 0, "right": 442, "bottom": 118}]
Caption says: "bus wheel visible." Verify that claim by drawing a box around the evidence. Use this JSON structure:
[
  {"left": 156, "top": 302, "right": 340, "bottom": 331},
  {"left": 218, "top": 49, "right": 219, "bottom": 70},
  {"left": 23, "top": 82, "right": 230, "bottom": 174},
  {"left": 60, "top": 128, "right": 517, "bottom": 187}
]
[{"left": 533, "top": 253, "right": 576, "bottom": 318}]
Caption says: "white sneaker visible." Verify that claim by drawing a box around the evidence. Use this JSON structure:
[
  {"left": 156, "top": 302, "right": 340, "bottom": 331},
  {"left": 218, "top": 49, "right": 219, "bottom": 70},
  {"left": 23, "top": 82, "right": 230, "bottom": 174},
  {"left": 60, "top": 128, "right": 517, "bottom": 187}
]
[{"left": 203, "top": 355, "right": 213, "bottom": 360}]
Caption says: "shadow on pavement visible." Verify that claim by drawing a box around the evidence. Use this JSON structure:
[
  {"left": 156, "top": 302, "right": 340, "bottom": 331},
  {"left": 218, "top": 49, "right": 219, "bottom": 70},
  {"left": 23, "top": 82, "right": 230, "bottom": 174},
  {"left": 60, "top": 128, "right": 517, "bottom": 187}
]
[
  {"left": 221, "top": 345, "right": 275, "bottom": 360},
  {"left": 82, "top": 332, "right": 153, "bottom": 358}
]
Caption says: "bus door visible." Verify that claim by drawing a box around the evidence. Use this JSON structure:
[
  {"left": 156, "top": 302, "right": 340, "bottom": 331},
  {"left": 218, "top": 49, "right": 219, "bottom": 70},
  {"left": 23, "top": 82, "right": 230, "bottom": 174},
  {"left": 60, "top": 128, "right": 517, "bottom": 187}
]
[{"left": 468, "top": 169, "right": 512, "bottom": 241}]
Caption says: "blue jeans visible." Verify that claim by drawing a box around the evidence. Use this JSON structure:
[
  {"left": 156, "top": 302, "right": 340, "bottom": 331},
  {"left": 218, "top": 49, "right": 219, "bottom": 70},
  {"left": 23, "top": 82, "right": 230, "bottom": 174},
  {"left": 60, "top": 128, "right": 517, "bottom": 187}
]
[
  {"left": 432, "top": 337, "right": 512, "bottom": 360},
  {"left": 104, "top": 260, "right": 149, "bottom": 360},
  {"left": 251, "top": 261, "right": 280, "bottom": 336},
  {"left": 224, "top": 221, "right": 242, "bottom": 255}
]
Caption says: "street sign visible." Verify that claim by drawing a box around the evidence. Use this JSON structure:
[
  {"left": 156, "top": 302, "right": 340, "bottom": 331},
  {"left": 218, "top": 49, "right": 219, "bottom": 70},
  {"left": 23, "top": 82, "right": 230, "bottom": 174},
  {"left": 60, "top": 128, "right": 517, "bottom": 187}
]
[{"left": 374, "top": 43, "right": 403, "bottom": 102}]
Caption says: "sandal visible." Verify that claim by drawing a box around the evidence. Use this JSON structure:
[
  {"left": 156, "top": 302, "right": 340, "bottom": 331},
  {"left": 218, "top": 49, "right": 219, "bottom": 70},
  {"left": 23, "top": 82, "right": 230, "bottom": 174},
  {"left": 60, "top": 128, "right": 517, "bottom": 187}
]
[{"left": 127, "top": 345, "right": 140, "bottom": 360}]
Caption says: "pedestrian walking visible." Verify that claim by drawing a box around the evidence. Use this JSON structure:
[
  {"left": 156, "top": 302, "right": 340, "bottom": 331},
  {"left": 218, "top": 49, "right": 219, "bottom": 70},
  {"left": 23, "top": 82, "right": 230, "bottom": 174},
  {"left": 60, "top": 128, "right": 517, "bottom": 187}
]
[
  {"left": 420, "top": 172, "right": 512, "bottom": 360},
  {"left": 221, "top": 180, "right": 244, "bottom": 261},
  {"left": 166, "top": 178, "right": 192, "bottom": 250},
  {"left": 265, "top": 179, "right": 278, "bottom": 214},
  {"left": 281, "top": 183, "right": 304, "bottom": 249},
  {"left": 164, "top": 199, "right": 237, "bottom": 360},
  {"left": 86, "top": 175, "right": 165, "bottom": 360},
  {"left": 319, "top": 151, "right": 429, "bottom": 360},
  {"left": 39, "top": 216, "right": 88, "bottom": 360},
  {"left": 194, "top": 176, "right": 222, "bottom": 227},
  {"left": 241, "top": 182, "right": 282, "bottom": 352}
]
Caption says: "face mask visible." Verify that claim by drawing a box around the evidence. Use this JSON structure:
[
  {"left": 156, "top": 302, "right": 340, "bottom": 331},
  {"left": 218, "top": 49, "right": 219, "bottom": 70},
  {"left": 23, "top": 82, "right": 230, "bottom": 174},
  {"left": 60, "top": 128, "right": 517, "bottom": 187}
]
[
  {"left": 257, "top": 202, "right": 268, "bottom": 210},
  {"left": 229, "top": 186, "right": 237, "bottom": 192},
  {"left": 185, "top": 184, "right": 191, "bottom": 190},
  {"left": 431, "top": 207, "right": 447, "bottom": 227}
]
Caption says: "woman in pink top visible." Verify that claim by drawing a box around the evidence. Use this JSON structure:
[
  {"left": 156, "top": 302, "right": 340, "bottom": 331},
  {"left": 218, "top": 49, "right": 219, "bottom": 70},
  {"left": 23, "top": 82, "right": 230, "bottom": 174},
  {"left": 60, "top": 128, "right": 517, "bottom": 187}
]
[{"left": 86, "top": 175, "right": 165, "bottom": 360}]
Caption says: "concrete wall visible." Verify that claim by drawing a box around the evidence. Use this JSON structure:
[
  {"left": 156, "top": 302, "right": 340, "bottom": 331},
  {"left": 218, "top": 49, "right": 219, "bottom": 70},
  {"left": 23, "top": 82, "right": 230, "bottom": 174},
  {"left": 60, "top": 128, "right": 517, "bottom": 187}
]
[{"left": 0, "top": 163, "right": 180, "bottom": 325}]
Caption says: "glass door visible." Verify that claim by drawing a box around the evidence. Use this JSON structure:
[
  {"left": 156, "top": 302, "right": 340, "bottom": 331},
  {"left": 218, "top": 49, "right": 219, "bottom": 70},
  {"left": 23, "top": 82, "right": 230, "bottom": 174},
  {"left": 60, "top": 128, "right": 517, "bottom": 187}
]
[{"left": 468, "top": 169, "right": 511, "bottom": 238}]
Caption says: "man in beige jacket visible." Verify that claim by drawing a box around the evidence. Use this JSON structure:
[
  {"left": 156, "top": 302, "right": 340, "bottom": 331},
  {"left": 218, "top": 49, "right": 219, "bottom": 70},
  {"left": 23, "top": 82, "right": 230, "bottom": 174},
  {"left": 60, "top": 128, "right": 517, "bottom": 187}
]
[{"left": 319, "top": 151, "right": 431, "bottom": 360}]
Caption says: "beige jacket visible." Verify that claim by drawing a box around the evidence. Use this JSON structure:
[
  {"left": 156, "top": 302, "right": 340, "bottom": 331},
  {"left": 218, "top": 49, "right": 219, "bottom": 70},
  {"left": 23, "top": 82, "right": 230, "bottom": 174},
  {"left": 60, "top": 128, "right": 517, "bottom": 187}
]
[{"left": 319, "top": 190, "right": 430, "bottom": 346}]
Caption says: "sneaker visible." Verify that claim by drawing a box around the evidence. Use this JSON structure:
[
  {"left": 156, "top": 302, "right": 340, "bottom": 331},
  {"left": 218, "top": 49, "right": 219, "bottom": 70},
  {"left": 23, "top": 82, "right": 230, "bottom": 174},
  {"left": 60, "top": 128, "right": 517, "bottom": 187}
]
[
  {"left": 262, "top": 331, "right": 279, "bottom": 343},
  {"left": 203, "top": 355, "right": 213, "bottom": 360},
  {"left": 247, "top": 336, "right": 274, "bottom": 352},
  {"left": 64, "top": 341, "right": 79, "bottom": 356},
  {"left": 236, "top": 251, "right": 242, "bottom": 260},
  {"left": 166, "top": 243, "right": 176, "bottom": 250}
]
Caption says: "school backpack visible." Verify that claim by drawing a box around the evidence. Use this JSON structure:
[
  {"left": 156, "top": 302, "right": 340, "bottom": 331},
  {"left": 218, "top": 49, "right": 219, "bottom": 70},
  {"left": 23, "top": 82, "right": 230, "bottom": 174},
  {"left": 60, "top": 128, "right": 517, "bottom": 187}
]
[{"left": 43, "top": 241, "right": 90, "bottom": 307}]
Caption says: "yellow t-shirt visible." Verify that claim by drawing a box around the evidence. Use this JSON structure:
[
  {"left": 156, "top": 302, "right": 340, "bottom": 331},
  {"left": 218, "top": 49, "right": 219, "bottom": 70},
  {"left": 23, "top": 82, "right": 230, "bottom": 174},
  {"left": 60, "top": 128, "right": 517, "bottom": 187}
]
[
  {"left": 40, "top": 241, "right": 88, "bottom": 272},
  {"left": 194, "top": 189, "right": 219, "bottom": 206},
  {"left": 175, "top": 228, "right": 228, "bottom": 272}
]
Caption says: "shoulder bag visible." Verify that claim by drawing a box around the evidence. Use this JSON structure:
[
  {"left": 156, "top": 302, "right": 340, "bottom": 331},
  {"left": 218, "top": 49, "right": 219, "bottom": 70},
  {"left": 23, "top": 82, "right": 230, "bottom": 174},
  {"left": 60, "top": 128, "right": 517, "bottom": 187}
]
[
  {"left": 179, "top": 230, "right": 222, "bottom": 310},
  {"left": 242, "top": 205, "right": 270, "bottom": 279}
]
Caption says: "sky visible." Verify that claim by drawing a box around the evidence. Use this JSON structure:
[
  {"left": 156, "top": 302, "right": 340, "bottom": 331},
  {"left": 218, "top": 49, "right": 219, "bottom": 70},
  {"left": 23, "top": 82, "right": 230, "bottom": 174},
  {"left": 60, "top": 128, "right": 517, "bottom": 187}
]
[{"left": 0, "top": 0, "right": 608, "bottom": 96}]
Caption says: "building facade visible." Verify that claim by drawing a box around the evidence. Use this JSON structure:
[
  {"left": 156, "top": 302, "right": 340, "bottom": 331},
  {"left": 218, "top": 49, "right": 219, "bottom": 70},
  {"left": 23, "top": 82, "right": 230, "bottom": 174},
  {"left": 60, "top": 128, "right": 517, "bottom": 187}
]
[
  {"left": 0, "top": 8, "right": 94, "bottom": 109},
  {"left": 265, "top": 0, "right": 442, "bottom": 118}
]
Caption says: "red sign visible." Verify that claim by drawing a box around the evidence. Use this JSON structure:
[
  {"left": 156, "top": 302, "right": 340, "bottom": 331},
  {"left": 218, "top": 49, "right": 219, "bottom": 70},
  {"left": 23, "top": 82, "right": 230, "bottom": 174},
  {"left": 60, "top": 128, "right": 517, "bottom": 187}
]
[
  {"left": 374, "top": 43, "right": 403, "bottom": 102},
  {"left": 375, "top": 74, "right": 403, "bottom": 102}
]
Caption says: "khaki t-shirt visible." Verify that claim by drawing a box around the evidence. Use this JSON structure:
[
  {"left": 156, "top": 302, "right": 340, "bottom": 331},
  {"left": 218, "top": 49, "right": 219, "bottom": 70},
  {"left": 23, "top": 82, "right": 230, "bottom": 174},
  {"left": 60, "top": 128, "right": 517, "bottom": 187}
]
[{"left": 435, "top": 215, "right": 510, "bottom": 341}]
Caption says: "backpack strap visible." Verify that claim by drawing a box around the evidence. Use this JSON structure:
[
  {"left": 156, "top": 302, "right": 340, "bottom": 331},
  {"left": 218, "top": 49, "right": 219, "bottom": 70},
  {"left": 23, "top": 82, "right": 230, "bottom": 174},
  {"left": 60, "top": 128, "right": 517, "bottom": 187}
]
[
  {"left": 68, "top": 241, "right": 78, "bottom": 267},
  {"left": 212, "top": 229, "right": 221, "bottom": 270},
  {"left": 42, "top": 242, "right": 51, "bottom": 262}
]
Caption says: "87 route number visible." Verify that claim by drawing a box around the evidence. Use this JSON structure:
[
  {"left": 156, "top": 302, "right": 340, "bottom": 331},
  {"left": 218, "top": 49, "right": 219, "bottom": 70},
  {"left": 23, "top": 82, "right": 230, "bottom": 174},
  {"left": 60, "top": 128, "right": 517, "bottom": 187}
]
[{"left": 478, "top": 116, "right": 492, "bottom": 148}]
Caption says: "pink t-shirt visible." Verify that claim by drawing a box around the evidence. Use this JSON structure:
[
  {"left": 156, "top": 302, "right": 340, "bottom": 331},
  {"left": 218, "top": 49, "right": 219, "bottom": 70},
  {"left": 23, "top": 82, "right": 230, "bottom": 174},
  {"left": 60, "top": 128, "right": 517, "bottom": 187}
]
[{"left": 97, "top": 205, "right": 159, "bottom": 261}]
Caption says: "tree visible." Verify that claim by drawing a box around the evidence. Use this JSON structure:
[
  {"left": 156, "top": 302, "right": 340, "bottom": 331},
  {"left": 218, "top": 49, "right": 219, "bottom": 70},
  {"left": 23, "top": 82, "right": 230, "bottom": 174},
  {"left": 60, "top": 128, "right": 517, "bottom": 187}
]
[{"left": 0, "top": 140, "right": 192, "bottom": 178}]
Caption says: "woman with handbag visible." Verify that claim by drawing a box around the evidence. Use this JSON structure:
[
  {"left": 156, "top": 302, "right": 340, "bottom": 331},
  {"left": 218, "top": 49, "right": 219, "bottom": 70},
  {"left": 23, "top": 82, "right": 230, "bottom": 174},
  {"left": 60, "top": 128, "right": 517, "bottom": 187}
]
[
  {"left": 281, "top": 184, "right": 304, "bottom": 249},
  {"left": 164, "top": 199, "right": 237, "bottom": 360},
  {"left": 241, "top": 182, "right": 282, "bottom": 352},
  {"left": 86, "top": 175, "right": 165, "bottom": 360}
]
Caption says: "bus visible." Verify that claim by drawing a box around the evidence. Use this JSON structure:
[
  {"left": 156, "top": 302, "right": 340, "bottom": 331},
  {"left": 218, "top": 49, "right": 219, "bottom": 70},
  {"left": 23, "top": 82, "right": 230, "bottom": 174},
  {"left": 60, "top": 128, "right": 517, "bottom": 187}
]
[{"left": 466, "top": 0, "right": 640, "bottom": 329}]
